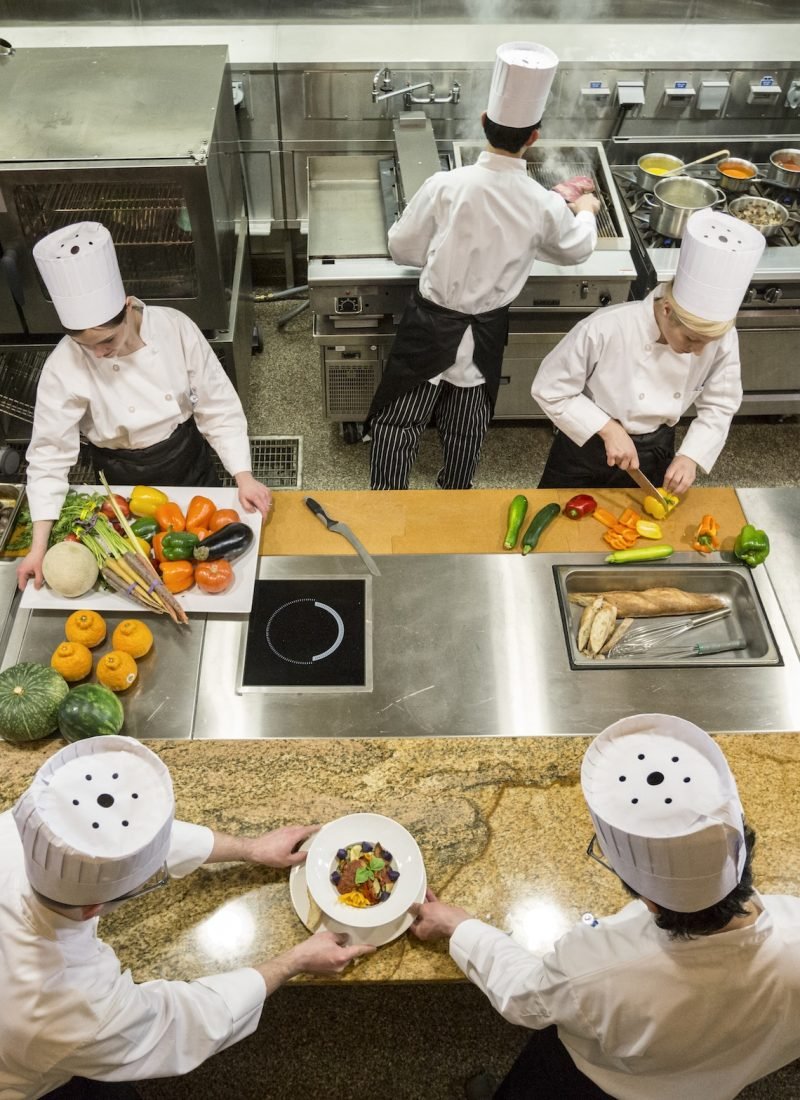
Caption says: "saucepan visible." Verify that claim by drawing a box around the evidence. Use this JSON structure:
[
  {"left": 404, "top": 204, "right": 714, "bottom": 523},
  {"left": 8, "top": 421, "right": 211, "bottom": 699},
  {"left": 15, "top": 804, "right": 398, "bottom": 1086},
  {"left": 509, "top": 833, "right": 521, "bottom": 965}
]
[
  {"left": 769, "top": 148, "right": 800, "bottom": 190},
  {"left": 645, "top": 176, "right": 726, "bottom": 239},
  {"left": 716, "top": 157, "right": 759, "bottom": 194},
  {"left": 728, "top": 195, "right": 800, "bottom": 239},
  {"left": 635, "top": 153, "right": 684, "bottom": 190}
]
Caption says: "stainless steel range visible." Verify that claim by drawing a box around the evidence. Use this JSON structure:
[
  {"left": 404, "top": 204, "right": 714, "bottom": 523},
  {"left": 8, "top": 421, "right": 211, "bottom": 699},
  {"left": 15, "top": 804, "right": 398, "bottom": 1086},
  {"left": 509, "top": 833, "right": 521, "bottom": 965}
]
[
  {"left": 308, "top": 135, "right": 637, "bottom": 436},
  {"left": 610, "top": 139, "right": 800, "bottom": 415}
]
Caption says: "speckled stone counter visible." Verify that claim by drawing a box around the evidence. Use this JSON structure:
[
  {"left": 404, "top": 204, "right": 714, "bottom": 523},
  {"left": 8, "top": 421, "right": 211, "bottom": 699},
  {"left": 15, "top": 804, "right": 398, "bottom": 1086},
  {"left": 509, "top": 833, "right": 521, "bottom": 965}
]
[{"left": 2, "top": 733, "right": 798, "bottom": 985}]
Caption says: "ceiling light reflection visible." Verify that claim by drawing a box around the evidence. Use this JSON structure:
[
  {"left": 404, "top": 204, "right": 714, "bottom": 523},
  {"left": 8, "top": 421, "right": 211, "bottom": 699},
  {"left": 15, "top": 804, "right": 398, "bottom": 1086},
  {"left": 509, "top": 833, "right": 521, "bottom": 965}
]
[
  {"left": 506, "top": 895, "right": 571, "bottom": 956},
  {"left": 195, "top": 897, "right": 257, "bottom": 958}
]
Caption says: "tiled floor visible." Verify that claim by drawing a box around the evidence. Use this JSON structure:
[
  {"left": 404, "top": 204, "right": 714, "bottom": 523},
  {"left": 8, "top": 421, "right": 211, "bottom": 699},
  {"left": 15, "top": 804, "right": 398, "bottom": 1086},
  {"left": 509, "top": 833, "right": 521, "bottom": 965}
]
[{"left": 138, "top": 298, "right": 800, "bottom": 1100}]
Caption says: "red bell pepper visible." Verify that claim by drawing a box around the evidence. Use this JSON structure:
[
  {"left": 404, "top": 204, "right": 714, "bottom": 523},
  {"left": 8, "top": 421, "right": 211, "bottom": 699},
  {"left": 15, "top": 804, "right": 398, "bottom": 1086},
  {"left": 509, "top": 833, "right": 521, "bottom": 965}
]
[{"left": 563, "top": 494, "right": 597, "bottom": 520}]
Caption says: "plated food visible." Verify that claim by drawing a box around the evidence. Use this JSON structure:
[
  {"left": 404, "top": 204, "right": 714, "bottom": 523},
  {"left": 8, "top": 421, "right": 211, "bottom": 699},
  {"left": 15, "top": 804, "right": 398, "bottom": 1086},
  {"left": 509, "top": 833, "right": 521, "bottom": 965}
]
[{"left": 331, "top": 841, "right": 400, "bottom": 909}]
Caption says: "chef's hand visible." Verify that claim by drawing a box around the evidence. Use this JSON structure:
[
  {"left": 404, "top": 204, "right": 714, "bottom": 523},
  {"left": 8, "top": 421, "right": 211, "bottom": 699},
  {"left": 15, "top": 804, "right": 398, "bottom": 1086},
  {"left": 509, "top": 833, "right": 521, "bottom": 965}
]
[
  {"left": 571, "top": 194, "right": 600, "bottom": 217},
  {"left": 409, "top": 887, "right": 473, "bottom": 941},
  {"left": 245, "top": 824, "right": 321, "bottom": 868},
  {"left": 597, "top": 419, "right": 639, "bottom": 471},
  {"left": 663, "top": 454, "right": 697, "bottom": 496},
  {"left": 16, "top": 550, "right": 45, "bottom": 591},
  {"left": 234, "top": 471, "right": 273, "bottom": 521},
  {"left": 287, "top": 931, "right": 376, "bottom": 975}
]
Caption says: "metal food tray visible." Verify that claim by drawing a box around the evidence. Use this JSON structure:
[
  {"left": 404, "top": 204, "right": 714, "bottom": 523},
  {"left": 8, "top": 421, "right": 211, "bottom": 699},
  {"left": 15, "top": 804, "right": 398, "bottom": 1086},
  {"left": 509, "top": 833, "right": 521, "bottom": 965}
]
[
  {"left": 554, "top": 563, "right": 782, "bottom": 669},
  {"left": 0, "top": 484, "right": 26, "bottom": 555}
]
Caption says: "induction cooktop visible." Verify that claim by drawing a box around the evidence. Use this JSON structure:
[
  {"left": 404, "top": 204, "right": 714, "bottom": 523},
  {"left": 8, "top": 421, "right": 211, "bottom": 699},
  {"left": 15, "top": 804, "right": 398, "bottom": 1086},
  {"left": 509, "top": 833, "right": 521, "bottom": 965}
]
[{"left": 239, "top": 577, "right": 372, "bottom": 692}]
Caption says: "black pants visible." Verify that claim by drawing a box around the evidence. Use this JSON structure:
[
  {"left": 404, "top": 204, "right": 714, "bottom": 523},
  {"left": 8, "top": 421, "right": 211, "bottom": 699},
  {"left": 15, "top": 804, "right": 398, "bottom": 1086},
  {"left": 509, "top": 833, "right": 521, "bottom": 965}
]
[
  {"left": 370, "top": 379, "right": 492, "bottom": 490},
  {"left": 43, "top": 1080, "right": 139, "bottom": 1099},
  {"left": 538, "top": 425, "right": 676, "bottom": 490},
  {"left": 494, "top": 1026, "right": 614, "bottom": 1099}
]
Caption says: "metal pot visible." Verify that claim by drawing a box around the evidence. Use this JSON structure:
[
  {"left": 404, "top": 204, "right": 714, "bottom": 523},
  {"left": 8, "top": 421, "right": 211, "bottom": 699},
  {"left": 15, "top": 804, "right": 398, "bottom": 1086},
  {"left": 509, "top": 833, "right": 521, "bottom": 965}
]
[
  {"left": 728, "top": 195, "right": 800, "bottom": 238},
  {"left": 769, "top": 148, "right": 800, "bottom": 190},
  {"left": 635, "top": 152, "right": 684, "bottom": 190},
  {"left": 716, "top": 157, "right": 759, "bottom": 193},
  {"left": 646, "top": 176, "right": 726, "bottom": 239}
]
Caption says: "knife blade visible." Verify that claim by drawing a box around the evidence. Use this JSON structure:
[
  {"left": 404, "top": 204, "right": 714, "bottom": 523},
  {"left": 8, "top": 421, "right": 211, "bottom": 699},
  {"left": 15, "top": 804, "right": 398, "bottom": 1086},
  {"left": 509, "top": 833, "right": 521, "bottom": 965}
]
[
  {"left": 628, "top": 466, "right": 667, "bottom": 508},
  {"left": 303, "top": 497, "right": 380, "bottom": 576}
]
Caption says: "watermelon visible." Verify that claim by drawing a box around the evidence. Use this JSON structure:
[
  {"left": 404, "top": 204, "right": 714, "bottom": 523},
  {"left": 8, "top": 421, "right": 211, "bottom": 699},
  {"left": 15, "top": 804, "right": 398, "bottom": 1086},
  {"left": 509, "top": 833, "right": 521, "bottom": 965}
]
[
  {"left": 58, "top": 683, "right": 125, "bottom": 743},
  {"left": 0, "top": 662, "right": 70, "bottom": 743}
]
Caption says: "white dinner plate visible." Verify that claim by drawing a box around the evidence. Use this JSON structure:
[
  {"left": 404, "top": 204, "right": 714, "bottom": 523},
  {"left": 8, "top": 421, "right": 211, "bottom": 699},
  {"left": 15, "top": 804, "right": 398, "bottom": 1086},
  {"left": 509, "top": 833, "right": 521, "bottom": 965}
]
[
  {"left": 289, "top": 837, "right": 427, "bottom": 948},
  {"left": 20, "top": 485, "right": 262, "bottom": 615}
]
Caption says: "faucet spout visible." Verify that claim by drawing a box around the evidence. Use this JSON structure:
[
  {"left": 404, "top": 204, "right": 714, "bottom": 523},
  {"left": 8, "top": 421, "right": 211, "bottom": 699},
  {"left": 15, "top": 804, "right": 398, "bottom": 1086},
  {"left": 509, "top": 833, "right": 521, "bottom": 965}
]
[
  {"left": 375, "top": 81, "right": 433, "bottom": 104},
  {"left": 372, "top": 66, "right": 393, "bottom": 102}
]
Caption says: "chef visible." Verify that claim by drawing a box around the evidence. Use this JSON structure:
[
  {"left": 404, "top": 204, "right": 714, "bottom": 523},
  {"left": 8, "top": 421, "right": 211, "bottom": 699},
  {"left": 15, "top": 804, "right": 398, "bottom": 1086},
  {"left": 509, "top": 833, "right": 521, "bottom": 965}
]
[
  {"left": 410, "top": 713, "right": 800, "bottom": 1100},
  {"left": 533, "top": 209, "right": 766, "bottom": 493},
  {"left": 0, "top": 736, "right": 372, "bottom": 1098},
  {"left": 367, "top": 41, "right": 599, "bottom": 491},
  {"left": 16, "top": 221, "right": 272, "bottom": 592}
]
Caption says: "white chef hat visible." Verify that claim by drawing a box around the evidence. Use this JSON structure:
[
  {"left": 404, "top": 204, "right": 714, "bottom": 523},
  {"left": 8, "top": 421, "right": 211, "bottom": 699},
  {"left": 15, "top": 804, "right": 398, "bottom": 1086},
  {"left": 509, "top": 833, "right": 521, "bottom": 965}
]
[
  {"left": 33, "top": 222, "right": 126, "bottom": 331},
  {"left": 487, "top": 41, "right": 559, "bottom": 129},
  {"left": 581, "top": 714, "right": 746, "bottom": 913},
  {"left": 672, "top": 210, "right": 766, "bottom": 323},
  {"left": 13, "top": 735, "right": 174, "bottom": 906}
]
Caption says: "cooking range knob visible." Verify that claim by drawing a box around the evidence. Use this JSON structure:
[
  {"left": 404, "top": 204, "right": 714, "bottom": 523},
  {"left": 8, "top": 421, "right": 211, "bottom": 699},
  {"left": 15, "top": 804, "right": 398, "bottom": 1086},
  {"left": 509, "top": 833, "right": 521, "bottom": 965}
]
[
  {"left": 744, "top": 286, "right": 757, "bottom": 304},
  {"left": 599, "top": 292, "right": 612, "bottom": 307},
  {"left": 764, "top": 286, "right": 783, "bottom": 304}
]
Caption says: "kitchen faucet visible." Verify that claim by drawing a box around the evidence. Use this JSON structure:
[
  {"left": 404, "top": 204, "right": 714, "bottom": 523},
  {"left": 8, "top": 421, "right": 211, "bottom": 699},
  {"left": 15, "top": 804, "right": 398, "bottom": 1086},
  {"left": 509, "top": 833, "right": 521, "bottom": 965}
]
[{"left": 373, "top": 78, "right": 461, "bottom": 110}]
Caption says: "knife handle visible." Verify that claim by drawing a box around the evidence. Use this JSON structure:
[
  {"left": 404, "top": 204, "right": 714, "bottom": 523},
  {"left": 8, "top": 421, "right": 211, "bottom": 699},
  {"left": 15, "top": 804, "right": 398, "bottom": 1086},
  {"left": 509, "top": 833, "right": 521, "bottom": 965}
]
[{"left": 303, "top": 496, "right": 334, "bottom": 528}]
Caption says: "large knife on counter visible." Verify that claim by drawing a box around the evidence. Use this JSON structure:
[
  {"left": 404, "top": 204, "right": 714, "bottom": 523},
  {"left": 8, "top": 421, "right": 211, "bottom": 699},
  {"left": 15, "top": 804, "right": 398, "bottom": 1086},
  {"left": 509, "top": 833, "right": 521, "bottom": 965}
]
[
  {"left": 303, "top": 497, "right": 381, "bottom": 576},
  {"left": 627, "top": 466, "right": 668, "bottom": 509}
]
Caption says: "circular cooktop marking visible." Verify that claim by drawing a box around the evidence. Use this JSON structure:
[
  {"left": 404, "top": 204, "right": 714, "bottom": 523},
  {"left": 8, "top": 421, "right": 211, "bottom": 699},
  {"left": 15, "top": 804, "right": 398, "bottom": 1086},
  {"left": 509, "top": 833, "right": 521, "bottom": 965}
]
[{"left": 265, "top": 598, "right": 345, "bottom": 665}]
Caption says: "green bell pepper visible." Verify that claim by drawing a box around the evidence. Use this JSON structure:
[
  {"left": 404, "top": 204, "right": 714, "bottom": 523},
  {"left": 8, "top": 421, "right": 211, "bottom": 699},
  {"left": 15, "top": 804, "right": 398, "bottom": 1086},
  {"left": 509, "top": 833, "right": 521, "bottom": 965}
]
[
  {"left": 160, "top": 530, "right": 199, "bottom": 561},
  {"left": 129, "top": 516, "right": 159, "bottom": 542},
  {"left": 733, "top": 523, "right": 770, "bottom": 568}
]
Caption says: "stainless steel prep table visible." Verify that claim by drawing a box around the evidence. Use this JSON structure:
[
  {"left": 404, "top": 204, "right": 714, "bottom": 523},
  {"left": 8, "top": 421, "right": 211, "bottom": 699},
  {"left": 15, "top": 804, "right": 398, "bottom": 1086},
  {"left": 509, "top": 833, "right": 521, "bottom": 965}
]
[{"left": 194, "top": 551, "right": 800, "bottom": 740}]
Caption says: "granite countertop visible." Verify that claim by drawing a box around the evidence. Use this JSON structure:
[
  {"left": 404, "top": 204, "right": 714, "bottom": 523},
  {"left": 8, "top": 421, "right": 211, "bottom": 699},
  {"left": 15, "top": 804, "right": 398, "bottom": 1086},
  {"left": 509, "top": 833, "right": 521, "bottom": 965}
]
[{"left": 2, "top": 732, "right": 799, "bottom": 984}]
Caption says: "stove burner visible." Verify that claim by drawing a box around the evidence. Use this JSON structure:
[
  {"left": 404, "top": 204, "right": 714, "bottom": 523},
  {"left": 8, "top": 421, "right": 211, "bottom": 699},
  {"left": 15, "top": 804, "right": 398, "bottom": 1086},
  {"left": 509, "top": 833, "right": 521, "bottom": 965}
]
[{"left": 265, "top": 598, "right": 345, "bottom": 665}]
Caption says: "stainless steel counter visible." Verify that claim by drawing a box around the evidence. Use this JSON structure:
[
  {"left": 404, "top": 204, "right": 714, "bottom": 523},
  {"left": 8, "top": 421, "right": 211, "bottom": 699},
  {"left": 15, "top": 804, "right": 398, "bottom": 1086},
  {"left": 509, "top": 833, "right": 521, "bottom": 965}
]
[
  {"left": 193, "top": 552, "right": 800, "bottom": 739},
  {"left": 738, "top": 487, "right": 800, "bottom": 652}
]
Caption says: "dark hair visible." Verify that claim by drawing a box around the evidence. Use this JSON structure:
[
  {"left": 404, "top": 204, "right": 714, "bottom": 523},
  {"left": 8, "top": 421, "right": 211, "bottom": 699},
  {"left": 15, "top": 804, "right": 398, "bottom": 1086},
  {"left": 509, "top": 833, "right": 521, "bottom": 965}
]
[
  {"left": 63, "top": 301, "right": 127, "bottom": 336},
  {"left": 483, "top": 115, "right": 541, "bottom": 154},
  {"left": 621, "top": 823, "right": 756, "bottom": 939}
]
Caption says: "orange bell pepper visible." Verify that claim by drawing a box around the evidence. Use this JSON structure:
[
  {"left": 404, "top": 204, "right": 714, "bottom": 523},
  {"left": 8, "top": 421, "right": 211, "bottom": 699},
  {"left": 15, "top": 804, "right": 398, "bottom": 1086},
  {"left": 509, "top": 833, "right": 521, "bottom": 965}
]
[
  {"left": 193, "top": 527, "right": 211, "bottom": 542},
  {"left": 159, "top": 559, "right": 195, "bottom": 594},
  {"left": 592, "top": 508, "right": 619, "bottom": 529},
  {"left": 185, "top": 495, "right": 216, "bottom": 534},
  {"left": 209, "top": 508, "right": 240, "bottom": 532},
  {"left": 692, "top": 514, "right": 720, "bottom": 554},
  {"left": 618, "top": 508, "right": 642, "bottom": 529},
  {"left": 154, "top": 501, "right": 186, "bottom": 532},
  {"left": 152, "top": 530, "right": 168, "bottom": 563}
]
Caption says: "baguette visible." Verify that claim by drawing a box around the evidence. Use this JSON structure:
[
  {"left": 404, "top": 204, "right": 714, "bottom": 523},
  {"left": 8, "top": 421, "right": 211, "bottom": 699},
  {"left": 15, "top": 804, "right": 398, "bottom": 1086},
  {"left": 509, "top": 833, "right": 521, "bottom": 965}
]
[{"left": 569, "top": 587, "right": 726, "bottom": 618}]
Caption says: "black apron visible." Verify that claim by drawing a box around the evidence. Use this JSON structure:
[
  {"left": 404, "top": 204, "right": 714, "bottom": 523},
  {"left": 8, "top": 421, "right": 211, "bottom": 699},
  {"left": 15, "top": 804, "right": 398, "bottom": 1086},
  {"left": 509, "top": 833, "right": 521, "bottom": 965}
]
[
  {"left": 538, "top": 424, "right": 676, "bottom": 491},
  {"left": 86, "top": 417, "right": 221, "bottom": 489},
  {"left": 365, "top": 287, "right": 510, "bottom": 426}
]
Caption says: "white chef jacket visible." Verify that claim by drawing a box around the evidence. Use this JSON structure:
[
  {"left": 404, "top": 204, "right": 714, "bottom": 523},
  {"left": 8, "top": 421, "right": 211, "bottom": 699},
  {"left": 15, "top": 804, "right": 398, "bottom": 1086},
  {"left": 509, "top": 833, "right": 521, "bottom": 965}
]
[
  {"left": 531, "top": 288, "right": 742, "bottom": 473},
  {"left": 0, "top": 811, "right": 267, "bottom": 1100},
  {"left": 451, "top": 896, "right": 800, "bottom": 1100},
  {"left": 388, "top": 150, "right": 597, "bottom": 388},
  {"left": 25, "top": 300, "right": 253, "bottom": 522}
]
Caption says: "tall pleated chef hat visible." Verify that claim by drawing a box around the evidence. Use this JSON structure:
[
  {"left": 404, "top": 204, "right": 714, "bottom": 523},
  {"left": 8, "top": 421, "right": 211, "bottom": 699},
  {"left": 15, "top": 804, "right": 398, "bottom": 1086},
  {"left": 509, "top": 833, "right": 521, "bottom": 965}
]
[
  {"left": 33, "top": 221, "right": 126, "bottom": 331},
  {"left": 13, "top": 735, "right": 174, "bottom": 906},
  {"left": 672, "top": 209, "right": 766, "bottom": 324},
  {"left": 487, "top": 41, "right": 559, "bottom": 129},
  {"left": 581, "top": 713, "right": 747, "bottom": 913}
]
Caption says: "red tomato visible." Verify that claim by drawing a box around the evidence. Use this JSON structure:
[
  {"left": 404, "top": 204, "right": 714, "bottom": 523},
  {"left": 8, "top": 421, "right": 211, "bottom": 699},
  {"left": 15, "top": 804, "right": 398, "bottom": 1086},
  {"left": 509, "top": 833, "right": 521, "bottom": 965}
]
[
  {"left": 100, "top": 494, "right": 131, "bottom": 520},
  {"left": 195, "top": 559, "right": 234, "bottom": 594},
  {"left": 209, "top": 508, "right": 240, "bottom": 533}
]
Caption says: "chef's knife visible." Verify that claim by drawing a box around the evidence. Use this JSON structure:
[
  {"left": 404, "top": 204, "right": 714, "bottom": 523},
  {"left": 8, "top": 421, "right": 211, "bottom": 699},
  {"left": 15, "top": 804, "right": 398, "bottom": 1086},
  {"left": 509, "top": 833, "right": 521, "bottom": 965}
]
[
  {"left": 303, "top": 497, "right": 380, "bottom": 576},
  {"left": 628, "top": 466, "right": 667, "bottom": 508}
]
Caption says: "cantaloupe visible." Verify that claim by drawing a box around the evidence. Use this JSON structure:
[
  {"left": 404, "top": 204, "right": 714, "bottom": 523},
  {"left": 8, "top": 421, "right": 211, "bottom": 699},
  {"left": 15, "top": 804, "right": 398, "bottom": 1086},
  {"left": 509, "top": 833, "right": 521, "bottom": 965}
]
[{"left": 42, "top": 541, "right": 99, "bottom": 598}]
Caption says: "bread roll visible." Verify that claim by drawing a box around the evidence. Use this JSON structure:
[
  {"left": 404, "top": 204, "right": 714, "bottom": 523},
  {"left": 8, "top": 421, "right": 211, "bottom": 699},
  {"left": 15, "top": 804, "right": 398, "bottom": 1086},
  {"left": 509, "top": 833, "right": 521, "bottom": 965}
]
[{"left": 569, "top": 588, "right": 726, "bottom": 618}]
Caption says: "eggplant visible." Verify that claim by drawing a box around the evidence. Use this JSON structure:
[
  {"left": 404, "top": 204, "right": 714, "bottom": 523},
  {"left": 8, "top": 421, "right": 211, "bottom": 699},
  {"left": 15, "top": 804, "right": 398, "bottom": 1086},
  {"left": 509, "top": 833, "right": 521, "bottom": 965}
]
[{"left": 192, "top": 522, "right": 254, "bottom": 562}]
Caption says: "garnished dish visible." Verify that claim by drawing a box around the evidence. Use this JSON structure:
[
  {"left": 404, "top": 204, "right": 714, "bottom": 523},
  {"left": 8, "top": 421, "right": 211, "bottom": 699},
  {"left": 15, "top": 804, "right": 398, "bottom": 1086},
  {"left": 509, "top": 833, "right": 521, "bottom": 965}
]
[{"left": 331, "top": 841, "right": 400, "bottom": 908}]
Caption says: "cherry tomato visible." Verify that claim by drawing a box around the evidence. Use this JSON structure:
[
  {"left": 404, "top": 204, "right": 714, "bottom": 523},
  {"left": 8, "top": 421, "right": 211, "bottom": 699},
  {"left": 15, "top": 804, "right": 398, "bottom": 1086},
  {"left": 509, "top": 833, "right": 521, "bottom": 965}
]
[
  {"left": 209, "top": 508, "right": 240, "bottom": 533},
  {"left": 195, "top": 559, "right": 234, "bottom": 594}
]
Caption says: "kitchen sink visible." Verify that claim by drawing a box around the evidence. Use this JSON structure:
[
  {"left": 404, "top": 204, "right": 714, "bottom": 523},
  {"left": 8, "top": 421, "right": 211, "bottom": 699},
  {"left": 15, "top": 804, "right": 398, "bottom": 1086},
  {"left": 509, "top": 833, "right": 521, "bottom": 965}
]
[{"left": 554, "top": 563, "right": 782, "bottom": 669}]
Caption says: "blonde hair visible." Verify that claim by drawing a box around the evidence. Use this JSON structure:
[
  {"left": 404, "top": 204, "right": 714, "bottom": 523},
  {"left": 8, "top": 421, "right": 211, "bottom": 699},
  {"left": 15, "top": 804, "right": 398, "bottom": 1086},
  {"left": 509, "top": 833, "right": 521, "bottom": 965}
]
[{"left": 661, "top": 283, "right": 734, "bottom": 339}]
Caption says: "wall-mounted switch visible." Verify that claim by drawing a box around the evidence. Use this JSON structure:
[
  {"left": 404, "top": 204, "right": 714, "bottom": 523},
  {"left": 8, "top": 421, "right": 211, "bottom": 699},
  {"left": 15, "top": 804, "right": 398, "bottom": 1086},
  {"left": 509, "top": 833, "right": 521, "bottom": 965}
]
[{"left": 697, "top": 80, "right": 729, "bottom": 111}]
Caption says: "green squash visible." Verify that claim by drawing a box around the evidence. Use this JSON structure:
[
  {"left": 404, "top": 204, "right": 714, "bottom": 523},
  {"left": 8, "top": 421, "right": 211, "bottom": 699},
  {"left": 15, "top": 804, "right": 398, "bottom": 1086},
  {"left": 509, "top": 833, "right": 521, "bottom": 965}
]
[
  {"left": 0, "top": 662, "right": 70, "bottom": 743},
  {"left": 58, "top": 683, "right": 125, "bottom": 743}
]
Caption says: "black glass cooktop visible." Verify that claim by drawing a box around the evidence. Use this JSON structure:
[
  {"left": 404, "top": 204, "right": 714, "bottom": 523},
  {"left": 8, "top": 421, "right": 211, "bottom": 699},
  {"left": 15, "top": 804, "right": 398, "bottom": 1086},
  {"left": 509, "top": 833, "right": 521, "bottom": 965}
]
[{"left": 241, "top": 579, "right": 368, "bottom": 691}]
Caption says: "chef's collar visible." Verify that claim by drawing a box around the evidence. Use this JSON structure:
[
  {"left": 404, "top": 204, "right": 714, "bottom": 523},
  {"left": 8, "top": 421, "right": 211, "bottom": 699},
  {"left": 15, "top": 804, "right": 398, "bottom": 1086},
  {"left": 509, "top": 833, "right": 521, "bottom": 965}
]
[
  {"left": 581, "top": 714, "right": 746, "bottom": 912},
  {"left": 478, "top": 150, "right": 528, "bottom": 172}
]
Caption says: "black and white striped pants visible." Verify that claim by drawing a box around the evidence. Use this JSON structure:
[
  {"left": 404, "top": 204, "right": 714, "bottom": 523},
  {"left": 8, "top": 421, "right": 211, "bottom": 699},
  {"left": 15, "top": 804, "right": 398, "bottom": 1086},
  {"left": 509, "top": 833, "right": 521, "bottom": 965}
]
[{"left": 369, "top": 380, "right": 492, "bottom": 490}]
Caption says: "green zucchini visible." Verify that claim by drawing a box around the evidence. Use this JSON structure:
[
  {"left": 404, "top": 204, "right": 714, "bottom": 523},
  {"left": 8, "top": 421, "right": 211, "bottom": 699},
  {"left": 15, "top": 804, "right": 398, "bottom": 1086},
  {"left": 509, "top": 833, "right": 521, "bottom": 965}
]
[
  {"left": 521, "top": 502, "right": 560, "bottom": 555},
  {"left": 503, "top": 495, "right": 528, "bottom": 550},
  {"left": 605, "top": 544, "right": 674, "bottom": 564}
]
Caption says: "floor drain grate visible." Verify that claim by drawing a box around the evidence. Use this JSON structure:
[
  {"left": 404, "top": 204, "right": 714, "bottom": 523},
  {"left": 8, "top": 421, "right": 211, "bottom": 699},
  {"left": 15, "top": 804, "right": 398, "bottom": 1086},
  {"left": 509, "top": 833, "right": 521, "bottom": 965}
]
[{"left": 6, "top": 436, "right": 303, "bottom": 490}]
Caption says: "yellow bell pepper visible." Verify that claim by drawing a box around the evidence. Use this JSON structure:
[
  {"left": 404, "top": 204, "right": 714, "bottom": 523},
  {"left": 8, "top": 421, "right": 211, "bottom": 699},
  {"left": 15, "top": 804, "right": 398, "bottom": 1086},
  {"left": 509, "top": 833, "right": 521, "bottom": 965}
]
[
  {"left": 643, "top": 490, "right": 680, "bottom": 521},
  {"left": 129, "top": 484, "right": 168, "bottom": 518},
  {"left": 636, "top": 519, "right": 663, "bottom": 539}
]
